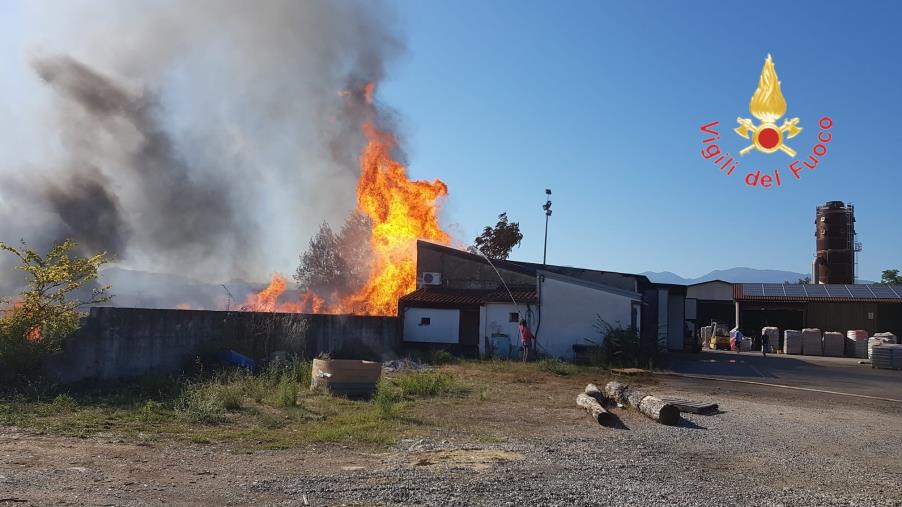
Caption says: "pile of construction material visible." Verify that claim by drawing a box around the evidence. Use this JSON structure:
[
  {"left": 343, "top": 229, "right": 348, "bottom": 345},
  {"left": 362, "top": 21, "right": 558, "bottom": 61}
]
[
  {"left": 822, "top": 331, "right": 845, "bottom": 357},
  {"left": 869, "top": 333, "right": 898, "bottom": 360},
  {"left": 846, "top": 330, "right": 869, "bottom": 358},
  {"left": 784, "top": 330, "right": 803, "bottom": 354},
  {"left": 802, "top": 328, "right": 823, "bottom": 356},
  {"left": 870, "top": 343, "right": 902, "bottom": 370},
  {"left": 762, "top": 327, "right": 780, "bottom": 352}
]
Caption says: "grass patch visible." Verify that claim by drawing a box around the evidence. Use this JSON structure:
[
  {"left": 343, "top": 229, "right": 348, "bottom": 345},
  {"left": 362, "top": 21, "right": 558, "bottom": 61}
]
[
  {"left": 394, "top": 371, "right": 467, "bottom": 398},
  {"left": 537, "top": 358, "right": 577, "bottom": 376}
]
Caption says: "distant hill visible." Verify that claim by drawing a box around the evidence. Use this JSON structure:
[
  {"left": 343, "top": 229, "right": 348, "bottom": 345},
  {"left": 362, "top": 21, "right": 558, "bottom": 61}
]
[{"left": 642, "top": 267, "right": 811, "bottom": 285}]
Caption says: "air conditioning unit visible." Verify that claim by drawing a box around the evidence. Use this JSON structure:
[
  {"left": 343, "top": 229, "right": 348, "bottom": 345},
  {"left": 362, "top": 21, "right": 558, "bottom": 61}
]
[{"left": 420, "top": 272, "right": 442, "bottom": 286}]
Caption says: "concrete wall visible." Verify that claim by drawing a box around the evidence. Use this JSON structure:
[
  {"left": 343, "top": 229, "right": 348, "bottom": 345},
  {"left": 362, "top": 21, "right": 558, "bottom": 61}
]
[
  {"left": 402, "top": 308, "right": 460, "bottom": 344},
  {"left": 45, "top": 307, "right": 399, "bottom": 383},
  {"left": 538, "top": 273, "right": 636, "bottom": 359}
]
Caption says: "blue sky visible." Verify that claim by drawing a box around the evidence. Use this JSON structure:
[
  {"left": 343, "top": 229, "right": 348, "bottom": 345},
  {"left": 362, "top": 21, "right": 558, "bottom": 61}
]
[
  {"left": 380, "top": 1, "right": 902, "bottom": 280},
  {"left": 1, "top": 1, "right": 900, "bottom": 282}
]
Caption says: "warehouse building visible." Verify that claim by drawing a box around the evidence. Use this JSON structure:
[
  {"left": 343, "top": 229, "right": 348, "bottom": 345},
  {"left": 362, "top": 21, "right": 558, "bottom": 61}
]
[
  {"left": 733, "top": 283, "right": 902, "bottom": 337},
  {"left": 399, "top": 241, "right": 684, "bottom": 359}
]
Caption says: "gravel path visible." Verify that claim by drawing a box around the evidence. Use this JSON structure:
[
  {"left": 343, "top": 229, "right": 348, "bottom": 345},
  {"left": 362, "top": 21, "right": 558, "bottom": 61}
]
[{"left": 252, "top": 386, "right": 902, "bottom": 506}]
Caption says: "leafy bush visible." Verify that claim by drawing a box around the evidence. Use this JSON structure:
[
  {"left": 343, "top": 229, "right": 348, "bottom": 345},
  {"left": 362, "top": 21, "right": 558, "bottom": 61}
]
[
  {"left": 0, "top": 239, "right": 111, "bottom": 384},
  {"left": 49, "top": 393, "right": 77, "bottom": 413},
  {"left": 395, "top": 371, "right": 465, "bottom": 398},
  {"left": 176, "top": 383, "right": 233, "bottom": 424},
  {"left": 373, "top": 380, "right": 402, "bottom": 418},
  {"left": 592, "top": 318, "right": 657, "bottom": 368}
]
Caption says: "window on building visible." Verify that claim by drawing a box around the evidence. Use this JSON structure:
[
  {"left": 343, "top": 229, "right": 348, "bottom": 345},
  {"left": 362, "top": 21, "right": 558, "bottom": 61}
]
[
  {"left": 419, "top": 317, "right": 431, "bottom": 326},
  {"left": 509, "top": 312, "right": 519, "bottom": 323}
]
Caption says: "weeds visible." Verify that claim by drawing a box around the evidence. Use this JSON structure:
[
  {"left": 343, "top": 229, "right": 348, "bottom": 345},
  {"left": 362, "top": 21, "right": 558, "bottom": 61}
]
[
  {"left": 395, "top": 371, "right": 466, "bottom": 398},
  {"left": 537, "top": 358, "right": 576, "bottom": 376}
]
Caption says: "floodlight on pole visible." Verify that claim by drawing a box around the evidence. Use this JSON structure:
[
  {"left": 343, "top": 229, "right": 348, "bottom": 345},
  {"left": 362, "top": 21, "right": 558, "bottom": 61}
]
[{"left": 542, "top": 189, "right": 552, "bottom": 265}]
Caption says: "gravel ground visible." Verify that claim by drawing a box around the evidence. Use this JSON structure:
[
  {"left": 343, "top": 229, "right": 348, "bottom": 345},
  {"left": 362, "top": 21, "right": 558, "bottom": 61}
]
[
  {"left": 254, "top": 388, "right": 902, "bottom": 506},
  {"left": 2, "top": 379, "right": 901, "bottom": 506}
]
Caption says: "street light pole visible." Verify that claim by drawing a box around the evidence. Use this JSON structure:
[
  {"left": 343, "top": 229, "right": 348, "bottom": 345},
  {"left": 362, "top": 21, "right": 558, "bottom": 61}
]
[{"left": 542, "top": 189, "right": 552, "bottom": 265}]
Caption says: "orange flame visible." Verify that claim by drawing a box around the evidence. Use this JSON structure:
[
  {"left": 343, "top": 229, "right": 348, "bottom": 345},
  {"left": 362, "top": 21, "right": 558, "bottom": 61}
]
[{"left": 246, "top": 82, "right": 450, "bottom": 316}]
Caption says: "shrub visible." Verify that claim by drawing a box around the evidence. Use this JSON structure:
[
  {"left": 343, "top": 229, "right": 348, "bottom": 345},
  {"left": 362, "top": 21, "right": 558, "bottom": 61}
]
[
  {"left": 272, "top": 378, "right": 298, "bottom": 408},
  {"left": 395, "top": 371, "right": 465, "bottom": 398},
  {"left": 49, "top": 393, "right": 77, "bottom": 412},
  {"left": 373, "top": 381, "right": 402, "bottom": 418},
  {"left": 426, "top": 349, "right": 460, "bottom": 365},
  {"left": 592, "top": 318, "right": 658, "bottom": 368},
  {"left": 538, "top": 358, "right": 576, "bottom": 376},
  {"left": 176, "top": 384, "right": 227, "bottom": 424}
]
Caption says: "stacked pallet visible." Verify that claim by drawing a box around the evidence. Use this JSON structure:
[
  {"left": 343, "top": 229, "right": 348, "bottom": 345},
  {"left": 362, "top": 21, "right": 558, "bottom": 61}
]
[
  {"left": 871, "top": 343, "right": 902, "bottom": 370},
  {"left": 846, "top": 330, "right": 869, "bottom": 358},
  {"left": 761, "top": 327, "right": 780, "bottom": 352},
  {"left": 802, "top": 328, "right": 823, "bottom": 356},
  {"left": 822, "top": 331, "right": 845, "bottom": 357},
  {"left": 784, "top": 330, "right": 803, "bottom": 355},
  {"left": 869, "top": 333, "right": 898, "bottom": 360}
]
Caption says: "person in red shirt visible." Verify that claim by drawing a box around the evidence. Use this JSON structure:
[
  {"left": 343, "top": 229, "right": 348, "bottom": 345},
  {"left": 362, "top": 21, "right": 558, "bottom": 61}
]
[{"left": 518, "top": 319, "right": 534, "bottom": 362}]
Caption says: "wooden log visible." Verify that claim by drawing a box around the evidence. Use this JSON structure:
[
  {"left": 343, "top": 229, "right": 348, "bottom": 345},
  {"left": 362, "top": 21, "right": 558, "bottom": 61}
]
[
  {"left": 584, "top": 383, "right": 604, "bottom": 402},
  {"left": 602, "top": 381, "right": 680, "bottom": 425},
  {"left": 576, "top": 393, "right": 610, "bottom": 424}
]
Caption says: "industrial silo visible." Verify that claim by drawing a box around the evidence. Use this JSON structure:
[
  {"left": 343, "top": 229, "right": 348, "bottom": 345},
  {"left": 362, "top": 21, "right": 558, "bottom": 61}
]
[{"left": 812, "top": 201, "right": 858, "bottom": 284}]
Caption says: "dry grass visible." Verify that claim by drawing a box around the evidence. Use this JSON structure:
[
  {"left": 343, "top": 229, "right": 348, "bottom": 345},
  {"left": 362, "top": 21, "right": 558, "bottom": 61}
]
[{"left": 0, "top": 360, "right": 623, "bottom": 449}]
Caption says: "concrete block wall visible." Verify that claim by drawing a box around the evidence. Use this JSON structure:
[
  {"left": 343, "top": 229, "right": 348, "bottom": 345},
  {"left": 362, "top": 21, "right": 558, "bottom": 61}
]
[{"left": 45, "top": 307, "right": 399, "bottom": 383}]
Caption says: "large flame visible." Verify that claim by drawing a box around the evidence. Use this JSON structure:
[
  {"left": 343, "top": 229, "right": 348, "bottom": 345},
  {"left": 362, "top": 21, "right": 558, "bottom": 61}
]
[
  {"left": 246, "top": 82, "right": 449, "bottom": 316},
  {"left": 749, "top": 54, "right": 787, "bottom": 123}
]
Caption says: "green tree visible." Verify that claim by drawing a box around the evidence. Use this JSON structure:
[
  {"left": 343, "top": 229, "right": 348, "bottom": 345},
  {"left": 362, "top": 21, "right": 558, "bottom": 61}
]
[
  {"left": 293, "top": 214, "right": 372, "bottom": 297},
  {"left": 0, "top": 239, "right": 111, "bottom": 382},
  {"left": 881, "top": 269, "right": 902, "bottom": 284},
  {"left": 473, "top": 212, "right": 523, "bottom": 260},
  {"left": 797, "top": 276, "right": 811, "bottom": 284}
]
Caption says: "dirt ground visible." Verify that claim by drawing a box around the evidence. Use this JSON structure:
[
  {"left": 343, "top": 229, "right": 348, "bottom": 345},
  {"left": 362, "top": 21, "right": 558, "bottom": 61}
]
[{"left": 2, "top": 366, "right": 901, "bottom": 506}]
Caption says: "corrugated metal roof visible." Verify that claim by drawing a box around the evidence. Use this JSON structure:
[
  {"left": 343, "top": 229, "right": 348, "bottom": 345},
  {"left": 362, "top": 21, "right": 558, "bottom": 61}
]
[
  {"left": 734, "top": 283, "right": 902, "bottom": 303},
  {"left": 399, "top": 287, "right": 538, "bottom": 306}
]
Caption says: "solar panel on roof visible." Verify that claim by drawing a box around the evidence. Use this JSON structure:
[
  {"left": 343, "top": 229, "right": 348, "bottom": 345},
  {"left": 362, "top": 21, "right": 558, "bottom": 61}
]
[
  {"left": 742, "top": 284, "right": 765, "bottom": 296},
  {"left": 760, "top": 284, "right": 784, "bottom": 297},
  {"left": 847, "top": 285, "right": 875, "bottom": 297},
  {"left": 824, "top": 285, "right": 851, "bottom": 297},
  {"left": 889, "top": 286, "right": 902, "bottom": 298},
  {"left": 805, "top": 285, "right": 829, "bottom": 297},
  {"left": 783, "top": 285, "right": 806, "bottom": 296},
  {"left": 869, "top": 285, "right": 899, "bottom": 299}
]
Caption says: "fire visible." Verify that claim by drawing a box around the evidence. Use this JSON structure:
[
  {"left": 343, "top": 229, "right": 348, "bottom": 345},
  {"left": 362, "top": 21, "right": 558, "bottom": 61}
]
[
  {"left": 749, "top": 54, "right": 787, "bottom": 123},
  {"left": 246, "top": 82, "right": 450, "bottom": 316}
]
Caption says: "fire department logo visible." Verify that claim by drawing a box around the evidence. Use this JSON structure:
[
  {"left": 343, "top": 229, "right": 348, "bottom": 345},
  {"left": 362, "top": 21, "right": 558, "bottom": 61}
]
[
  {"left": 734, "top": 54, "right": 801, "bottom": 157},
  {"left": 698, "top": 53, "right": 833, "bottom": 189}
]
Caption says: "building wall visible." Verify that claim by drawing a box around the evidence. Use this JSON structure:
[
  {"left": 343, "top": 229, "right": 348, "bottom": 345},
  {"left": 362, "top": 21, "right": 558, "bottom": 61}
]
[
  {"left": 417, "top": 244, "right": 535, "bottom": 289},
  {"left": 686, "top": 281, "right": 733, "bottom": 301},
  {"left": 667, "top": 293, "right": 685, "bottom": 350},
  {"left": 481, "top": 302, "right": 525, "bottom": 358},
  {"left": 538, "top": 275, "right": 634, "bottom": 359},
  {"left": 45, "top": 307, "right": 399, "bottom": 383},
  {"left": 401, "top": 308, "right": 460, "bottom": 344}
]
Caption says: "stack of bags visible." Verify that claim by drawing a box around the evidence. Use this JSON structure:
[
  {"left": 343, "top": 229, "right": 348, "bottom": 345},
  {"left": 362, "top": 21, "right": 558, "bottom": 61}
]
[
  {"left": 822, "top": 331, "right": 845, "bottom": 357},
  {"left": 846, "top": 330, "right": 869, "bottom": 358},
  {"left": 869, "top": 333, "right": 898, "bottom": 360},
  {"left": 761, "top": 327, "right": 780, "bottom": 353},
  {"left": 802, "top": 328, "right": 823, "bottom": 356},
  {"left": 870, "top": 343, "right": 902, "bottom": 370},
  {"left": 784, "top": 330, "right": 803, "bottom": 355}
]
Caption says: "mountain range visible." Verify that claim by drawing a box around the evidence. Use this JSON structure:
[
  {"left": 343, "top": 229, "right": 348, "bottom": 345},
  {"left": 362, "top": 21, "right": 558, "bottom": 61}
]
[{"left": 641, "top": 267, "right": 812, "bottom": 285}]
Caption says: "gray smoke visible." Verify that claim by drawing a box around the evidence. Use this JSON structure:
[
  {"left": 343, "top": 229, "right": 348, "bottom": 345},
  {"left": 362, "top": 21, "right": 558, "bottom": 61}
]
[{"left": 0, "top": 0, "right": 403, "bottom": 294}]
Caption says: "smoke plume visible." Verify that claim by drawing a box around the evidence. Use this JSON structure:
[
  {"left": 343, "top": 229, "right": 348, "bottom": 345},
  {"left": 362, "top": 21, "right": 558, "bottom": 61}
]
[{"left": 0, "top": 0, "right": 402, "bottom": 293}]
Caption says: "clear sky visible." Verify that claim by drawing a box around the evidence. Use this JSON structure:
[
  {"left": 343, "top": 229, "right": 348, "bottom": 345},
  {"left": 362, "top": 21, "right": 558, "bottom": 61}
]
[
  {"left": 380, "top": 0, "right": 901, "bottom": 280},
  {"left": 1, "top": 1, "right": 900, "bottom": 282}
]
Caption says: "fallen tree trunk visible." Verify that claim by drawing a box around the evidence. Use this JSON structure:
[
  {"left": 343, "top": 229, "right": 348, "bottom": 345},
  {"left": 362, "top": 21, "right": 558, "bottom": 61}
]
[
  {"left": 584, "top": 383, "right": 604, "bottom": 402},
  {"left": 602, "top": 381, "right": 680, "bottom": 425},
  {"left": 576, "top": 393, "right": 610, "bottom": 424}
]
